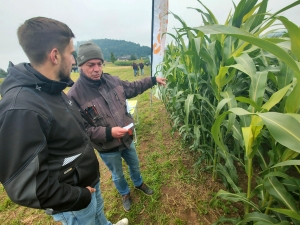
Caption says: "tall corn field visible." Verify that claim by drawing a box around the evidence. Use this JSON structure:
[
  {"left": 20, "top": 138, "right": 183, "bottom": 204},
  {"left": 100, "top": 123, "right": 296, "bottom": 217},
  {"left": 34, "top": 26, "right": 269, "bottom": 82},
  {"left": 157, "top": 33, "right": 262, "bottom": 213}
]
[{"left": 159, "top": 0, "right": 300, "bottom": 224}]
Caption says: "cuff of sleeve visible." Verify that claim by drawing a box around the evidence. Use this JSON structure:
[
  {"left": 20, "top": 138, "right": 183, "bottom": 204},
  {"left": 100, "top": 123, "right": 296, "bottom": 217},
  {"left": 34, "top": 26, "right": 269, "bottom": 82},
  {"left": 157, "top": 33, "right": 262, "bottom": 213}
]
[
  {"left": 106, "top": 127, "right": 113, "bottom": 141},
  {"left": 64, "top": 187, "right": 91, "bottom": 212},
  {"left": 151, "top": 76, "right": 157, "bottom": 85}
]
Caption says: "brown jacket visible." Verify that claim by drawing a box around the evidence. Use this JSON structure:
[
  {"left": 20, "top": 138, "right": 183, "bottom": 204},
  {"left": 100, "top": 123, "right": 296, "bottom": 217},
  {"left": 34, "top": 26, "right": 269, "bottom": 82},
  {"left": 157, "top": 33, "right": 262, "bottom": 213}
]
[{"left": 67, "top": 72, "right": 156, "bottom": 152}]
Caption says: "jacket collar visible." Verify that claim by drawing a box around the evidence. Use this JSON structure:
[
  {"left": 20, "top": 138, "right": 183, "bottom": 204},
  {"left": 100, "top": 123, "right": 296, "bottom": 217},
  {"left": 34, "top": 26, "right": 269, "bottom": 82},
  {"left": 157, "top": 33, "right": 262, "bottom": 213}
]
[
  {"left": 26, "top": 64, "right": 73, "bottom": 94},
  {"left": 79, "top": 70, "right": 106, "bottom": 87}
]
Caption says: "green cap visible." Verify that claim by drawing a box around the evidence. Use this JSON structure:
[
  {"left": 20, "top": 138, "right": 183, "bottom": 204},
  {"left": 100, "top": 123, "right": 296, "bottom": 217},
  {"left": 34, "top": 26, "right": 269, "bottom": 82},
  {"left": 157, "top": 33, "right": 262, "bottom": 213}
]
[{"left": 77, "top": 41, "right": 104, "bottom": 66}]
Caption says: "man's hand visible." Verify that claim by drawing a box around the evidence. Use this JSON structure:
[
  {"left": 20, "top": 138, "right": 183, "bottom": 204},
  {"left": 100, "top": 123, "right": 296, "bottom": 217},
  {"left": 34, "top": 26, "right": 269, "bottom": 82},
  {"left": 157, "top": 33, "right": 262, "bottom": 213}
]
[
  {"left": 86, "top": 186, "right": 96, "bottom": 193},
  {"left": 112, "top": 127, "right": 128, "bottom": 139},
  {"left": 156, "top": 77, "right": 167, "bottom": 87}
]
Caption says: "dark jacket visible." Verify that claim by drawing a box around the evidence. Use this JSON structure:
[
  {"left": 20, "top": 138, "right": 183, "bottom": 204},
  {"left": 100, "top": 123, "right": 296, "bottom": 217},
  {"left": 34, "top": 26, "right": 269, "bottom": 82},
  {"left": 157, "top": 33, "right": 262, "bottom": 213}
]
[
  {"left": 67, "top": 72, "right": 156, "bottom": 152},
  {"left": 132, "top": 63, "right": 138, "bottom": 70},
  {"left": 0, "top": 63, "right": 100, "bottom": 214}
]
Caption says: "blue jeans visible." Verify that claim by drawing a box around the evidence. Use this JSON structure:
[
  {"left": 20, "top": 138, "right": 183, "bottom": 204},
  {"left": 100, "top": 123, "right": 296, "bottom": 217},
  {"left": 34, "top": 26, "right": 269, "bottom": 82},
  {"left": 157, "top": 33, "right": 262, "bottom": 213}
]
[
  {"left": 52, "top": 182, "right": 112, "bottom": 225},
  {"left": 99, "top": 141, "right": 143, "bottom": 196}
]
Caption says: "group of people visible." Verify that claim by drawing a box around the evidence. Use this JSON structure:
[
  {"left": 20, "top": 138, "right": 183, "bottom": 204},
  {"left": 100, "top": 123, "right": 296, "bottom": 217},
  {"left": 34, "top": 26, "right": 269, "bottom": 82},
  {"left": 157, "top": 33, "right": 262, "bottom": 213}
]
[
  {"left": 0, "top": 17, "right": 166, "bottom": 225},
  {"left": 132, "top": 62, "right": 144, "bottom": 76}
]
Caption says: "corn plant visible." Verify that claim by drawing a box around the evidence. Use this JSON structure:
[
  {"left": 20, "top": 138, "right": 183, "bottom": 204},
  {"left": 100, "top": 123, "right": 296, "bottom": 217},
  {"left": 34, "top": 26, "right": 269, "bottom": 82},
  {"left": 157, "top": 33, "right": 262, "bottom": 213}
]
[{"left": 160, "top": 0, "right": 300, "bottom": 224}]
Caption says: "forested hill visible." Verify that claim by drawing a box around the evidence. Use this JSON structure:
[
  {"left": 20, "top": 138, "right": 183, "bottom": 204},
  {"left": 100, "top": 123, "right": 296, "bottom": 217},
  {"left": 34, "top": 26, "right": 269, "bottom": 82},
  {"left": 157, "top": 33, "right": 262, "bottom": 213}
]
[{"left": 76, "top": 39, "right": 151, "bottom": 61}]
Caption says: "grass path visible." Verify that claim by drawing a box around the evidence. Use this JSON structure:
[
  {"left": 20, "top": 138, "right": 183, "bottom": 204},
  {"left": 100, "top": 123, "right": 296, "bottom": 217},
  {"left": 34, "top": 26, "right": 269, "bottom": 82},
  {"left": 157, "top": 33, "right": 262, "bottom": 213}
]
[{"left": 0, "top": 65, "right": 239, "bottom": 224}]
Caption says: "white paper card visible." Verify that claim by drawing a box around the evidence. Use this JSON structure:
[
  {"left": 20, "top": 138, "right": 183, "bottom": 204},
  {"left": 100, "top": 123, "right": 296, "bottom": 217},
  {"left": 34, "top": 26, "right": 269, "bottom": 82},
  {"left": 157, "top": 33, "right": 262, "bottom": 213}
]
[{"left": 123, "top": 123, "right": 134, "bottom": 130}]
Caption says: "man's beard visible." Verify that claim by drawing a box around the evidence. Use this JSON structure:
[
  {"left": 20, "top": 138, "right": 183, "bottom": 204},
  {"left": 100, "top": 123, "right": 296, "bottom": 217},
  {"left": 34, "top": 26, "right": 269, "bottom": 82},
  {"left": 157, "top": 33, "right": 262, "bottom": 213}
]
[
  {"left": 58, "top": 65, "right": 71, "bottom": 83},
  {"left": 59, "top": 71, "right": 71, "bottom": 83}
]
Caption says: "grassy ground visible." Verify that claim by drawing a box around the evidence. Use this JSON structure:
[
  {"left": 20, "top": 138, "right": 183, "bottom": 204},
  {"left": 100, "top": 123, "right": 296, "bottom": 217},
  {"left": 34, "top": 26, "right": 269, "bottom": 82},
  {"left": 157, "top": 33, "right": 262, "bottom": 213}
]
[{"left": 0, "top": 65, "right": 240, "bottom": 224}]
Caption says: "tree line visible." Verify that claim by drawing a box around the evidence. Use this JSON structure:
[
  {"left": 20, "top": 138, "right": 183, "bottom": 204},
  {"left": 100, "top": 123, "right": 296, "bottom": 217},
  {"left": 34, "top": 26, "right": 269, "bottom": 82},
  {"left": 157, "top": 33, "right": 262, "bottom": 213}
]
[
  {"left": 0, "top": 69, "right": 7, "bottom": 78},
  {"left": 75, "top": 39, "right": 151, "bottom": 62}
]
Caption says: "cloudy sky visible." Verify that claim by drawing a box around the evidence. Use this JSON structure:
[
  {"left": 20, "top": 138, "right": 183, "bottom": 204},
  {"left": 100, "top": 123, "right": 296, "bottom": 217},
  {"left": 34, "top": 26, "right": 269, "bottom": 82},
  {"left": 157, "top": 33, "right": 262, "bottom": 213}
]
[{"left": 0, "top": 0, "right": 299, "bottom": 70}]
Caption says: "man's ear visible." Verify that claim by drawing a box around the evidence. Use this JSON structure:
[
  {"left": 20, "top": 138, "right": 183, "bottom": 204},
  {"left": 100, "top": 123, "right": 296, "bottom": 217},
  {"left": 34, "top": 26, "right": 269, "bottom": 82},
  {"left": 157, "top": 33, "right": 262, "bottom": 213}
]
[{"left": 49, "top": 48, "right": 60, "bottom": 65}]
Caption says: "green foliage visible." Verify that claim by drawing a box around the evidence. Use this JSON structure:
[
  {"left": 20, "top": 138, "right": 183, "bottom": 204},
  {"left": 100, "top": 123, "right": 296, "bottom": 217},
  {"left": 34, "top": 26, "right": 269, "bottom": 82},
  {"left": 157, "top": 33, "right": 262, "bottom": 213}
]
[
  {"left": 0, "top": 68, "right": 7, "bottom": 78},
  {"left": 144, "top": 58, "right": 150, "bottom": 64},
  {"left": 76, "top": 39, "right": 150, "bottom": 62},
  {"left": 130, "top": 55, "right": 137, "bottom": 60},
  {"left": 110, "top": 52, "right": 117, "bottom": 63},
  {"left": 160, "top": 0, "right": 300, "bottom": 224},
  {"left": 114, "top": 61, "right": 133, "bottom": 66}
]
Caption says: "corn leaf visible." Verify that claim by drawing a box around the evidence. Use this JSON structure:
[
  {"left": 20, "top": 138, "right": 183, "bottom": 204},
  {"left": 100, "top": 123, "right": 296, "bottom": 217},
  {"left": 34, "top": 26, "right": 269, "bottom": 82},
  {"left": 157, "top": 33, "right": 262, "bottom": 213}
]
[
  {"left": 234, "top": 53, "right": 256, "bottom": 78},
  {"left": 242, "top": 127, "right": 252, "bottom": 156},
  {"left": 211, "top": 217, "right": 241, "bottom": 225},
  {"left": 212, "top": 111, "right": 231, "bottom": 153},
  {"left": 217, "top": 164, "right": 241, "bottom": 193},
  {"left": 215, "top": 67, "right": 229, "bottom": 90},
  {"left": 194, "top": 25, "right": 300, "bottom": 79},
  {"left": 271, "top": 0, "right": 300, "bottom": 18},
  {"left": 271, "top": 160, "right": 300, "bottom": 168},
  {"left": 242, "top": 2, "right": 261, "bottom": 22},
  {"left": 235, "top": 97, "right": 261, "bottom": 111},
  {"left": 257, "top": 112, "right": 300, "bottom": 153},
  {"left": 232, "top": 54, "right": 269, "bottom": 108},
  {"left": 193, "top": 124, "right": 201, "bottom": 149},
  {"left": 215, "top": 98, "right": 231, "bottom": 118},
  {"left": 281, "top": 148, "right": 300, "bottom": 161},
  {"left": 232, "top": 120, "right": 244, "bottom": 148},
  {"left": 221, "top": 90, "right": 237, "bottom": 132},
  {"left": 250, "top": 0, "right": 268, "bottom": 32},
  {"left": 232, "top": 0, "right": 258, "bottom": 28},
  {"left": 285, "top": 81, "right": 300, "bottom": 113},
  {"left": 196, "top": 0, "right": 218, "bottom": 24},
  {"left": 184, "top": 94, "right": 194, "bottom": 126},
  {"left": 212, "top": 189, "right": 261, "bottom": 212},
  {"left": 262, "top": 83, "right": 292, "bottom": 111},
  {"left": 264, "top": 176, "right": 298, "bottom": 212},
  {"left": 281, "top": 178, "right": 300, "bottom": 192},
  {"left": 277, "top": 16, "right": 300, "bottom": 61},
  {"left": 237, "top": 212, "right": 278, "bottom": 224},
  {"left": 267, "top": 208, "right": 300, "bottom": 221},
  {"left": 255, "top": 222, "right": 291, "bottom": 225}
]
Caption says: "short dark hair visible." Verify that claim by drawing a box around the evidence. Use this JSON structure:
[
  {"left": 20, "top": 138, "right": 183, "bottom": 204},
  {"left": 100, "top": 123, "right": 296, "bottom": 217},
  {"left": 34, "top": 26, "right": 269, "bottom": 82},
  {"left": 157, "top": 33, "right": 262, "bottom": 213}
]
[{"left": 17, "top": 17, "right": 75, "bottom": 65}]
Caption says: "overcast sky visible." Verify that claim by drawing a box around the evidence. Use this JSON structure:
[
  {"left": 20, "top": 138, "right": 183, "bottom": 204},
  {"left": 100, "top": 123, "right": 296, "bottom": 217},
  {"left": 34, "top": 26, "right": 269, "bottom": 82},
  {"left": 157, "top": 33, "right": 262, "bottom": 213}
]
[{"left": 0, "top": 0, "right": 299, "bottom": 70}]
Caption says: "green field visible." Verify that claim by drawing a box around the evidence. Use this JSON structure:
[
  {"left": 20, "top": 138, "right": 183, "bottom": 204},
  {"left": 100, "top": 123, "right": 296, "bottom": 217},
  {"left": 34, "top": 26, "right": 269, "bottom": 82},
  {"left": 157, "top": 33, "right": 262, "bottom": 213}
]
[{"left": 0, "top": 64, "right": 237, "bottom": 225}]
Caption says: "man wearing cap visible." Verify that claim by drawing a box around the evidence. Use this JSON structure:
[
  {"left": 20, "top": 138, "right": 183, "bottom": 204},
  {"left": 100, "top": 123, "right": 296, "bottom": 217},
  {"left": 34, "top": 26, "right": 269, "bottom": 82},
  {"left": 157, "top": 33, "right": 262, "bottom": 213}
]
[
  {"left": 67, "top": 41, "right": 166, "bottom": 212},
  {"left": 0, "top": 18, "right": 128, "bottom": 225}
]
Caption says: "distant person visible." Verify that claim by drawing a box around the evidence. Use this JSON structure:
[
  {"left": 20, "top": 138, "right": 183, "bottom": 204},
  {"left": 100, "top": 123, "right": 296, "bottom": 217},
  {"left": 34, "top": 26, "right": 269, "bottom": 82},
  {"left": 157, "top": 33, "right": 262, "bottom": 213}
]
[
  {"left": 132, "top": 62, "right": 138, "bottom": 76},
  {"left": 139, "top": 62, "right": 144, "bottom": 75},
  {"left": 0, "top": 17, "right": 128, "bottom": 225},
  {"left": 72, "top": 64, "right": 78, "bottom": 73},
  {"left": 136, "top": 63, "right": 140, "bottom": 76},
  {"left": 67, "top": 41, "right": 167, "bottom": 212}
]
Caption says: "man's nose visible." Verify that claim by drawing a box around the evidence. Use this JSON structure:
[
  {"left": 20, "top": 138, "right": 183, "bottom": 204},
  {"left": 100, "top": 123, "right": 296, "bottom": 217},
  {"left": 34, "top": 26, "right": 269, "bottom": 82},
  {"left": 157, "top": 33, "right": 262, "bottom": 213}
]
[{"left": 94, "top": 65, "right": 100, "bottom": 71}]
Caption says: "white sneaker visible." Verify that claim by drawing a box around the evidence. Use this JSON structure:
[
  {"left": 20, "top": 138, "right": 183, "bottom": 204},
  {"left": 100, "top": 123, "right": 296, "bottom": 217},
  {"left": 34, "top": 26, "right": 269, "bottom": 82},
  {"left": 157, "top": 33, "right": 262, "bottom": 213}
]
[{"left": 114, "top": 218, "right": 129, "bottom": 225}]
